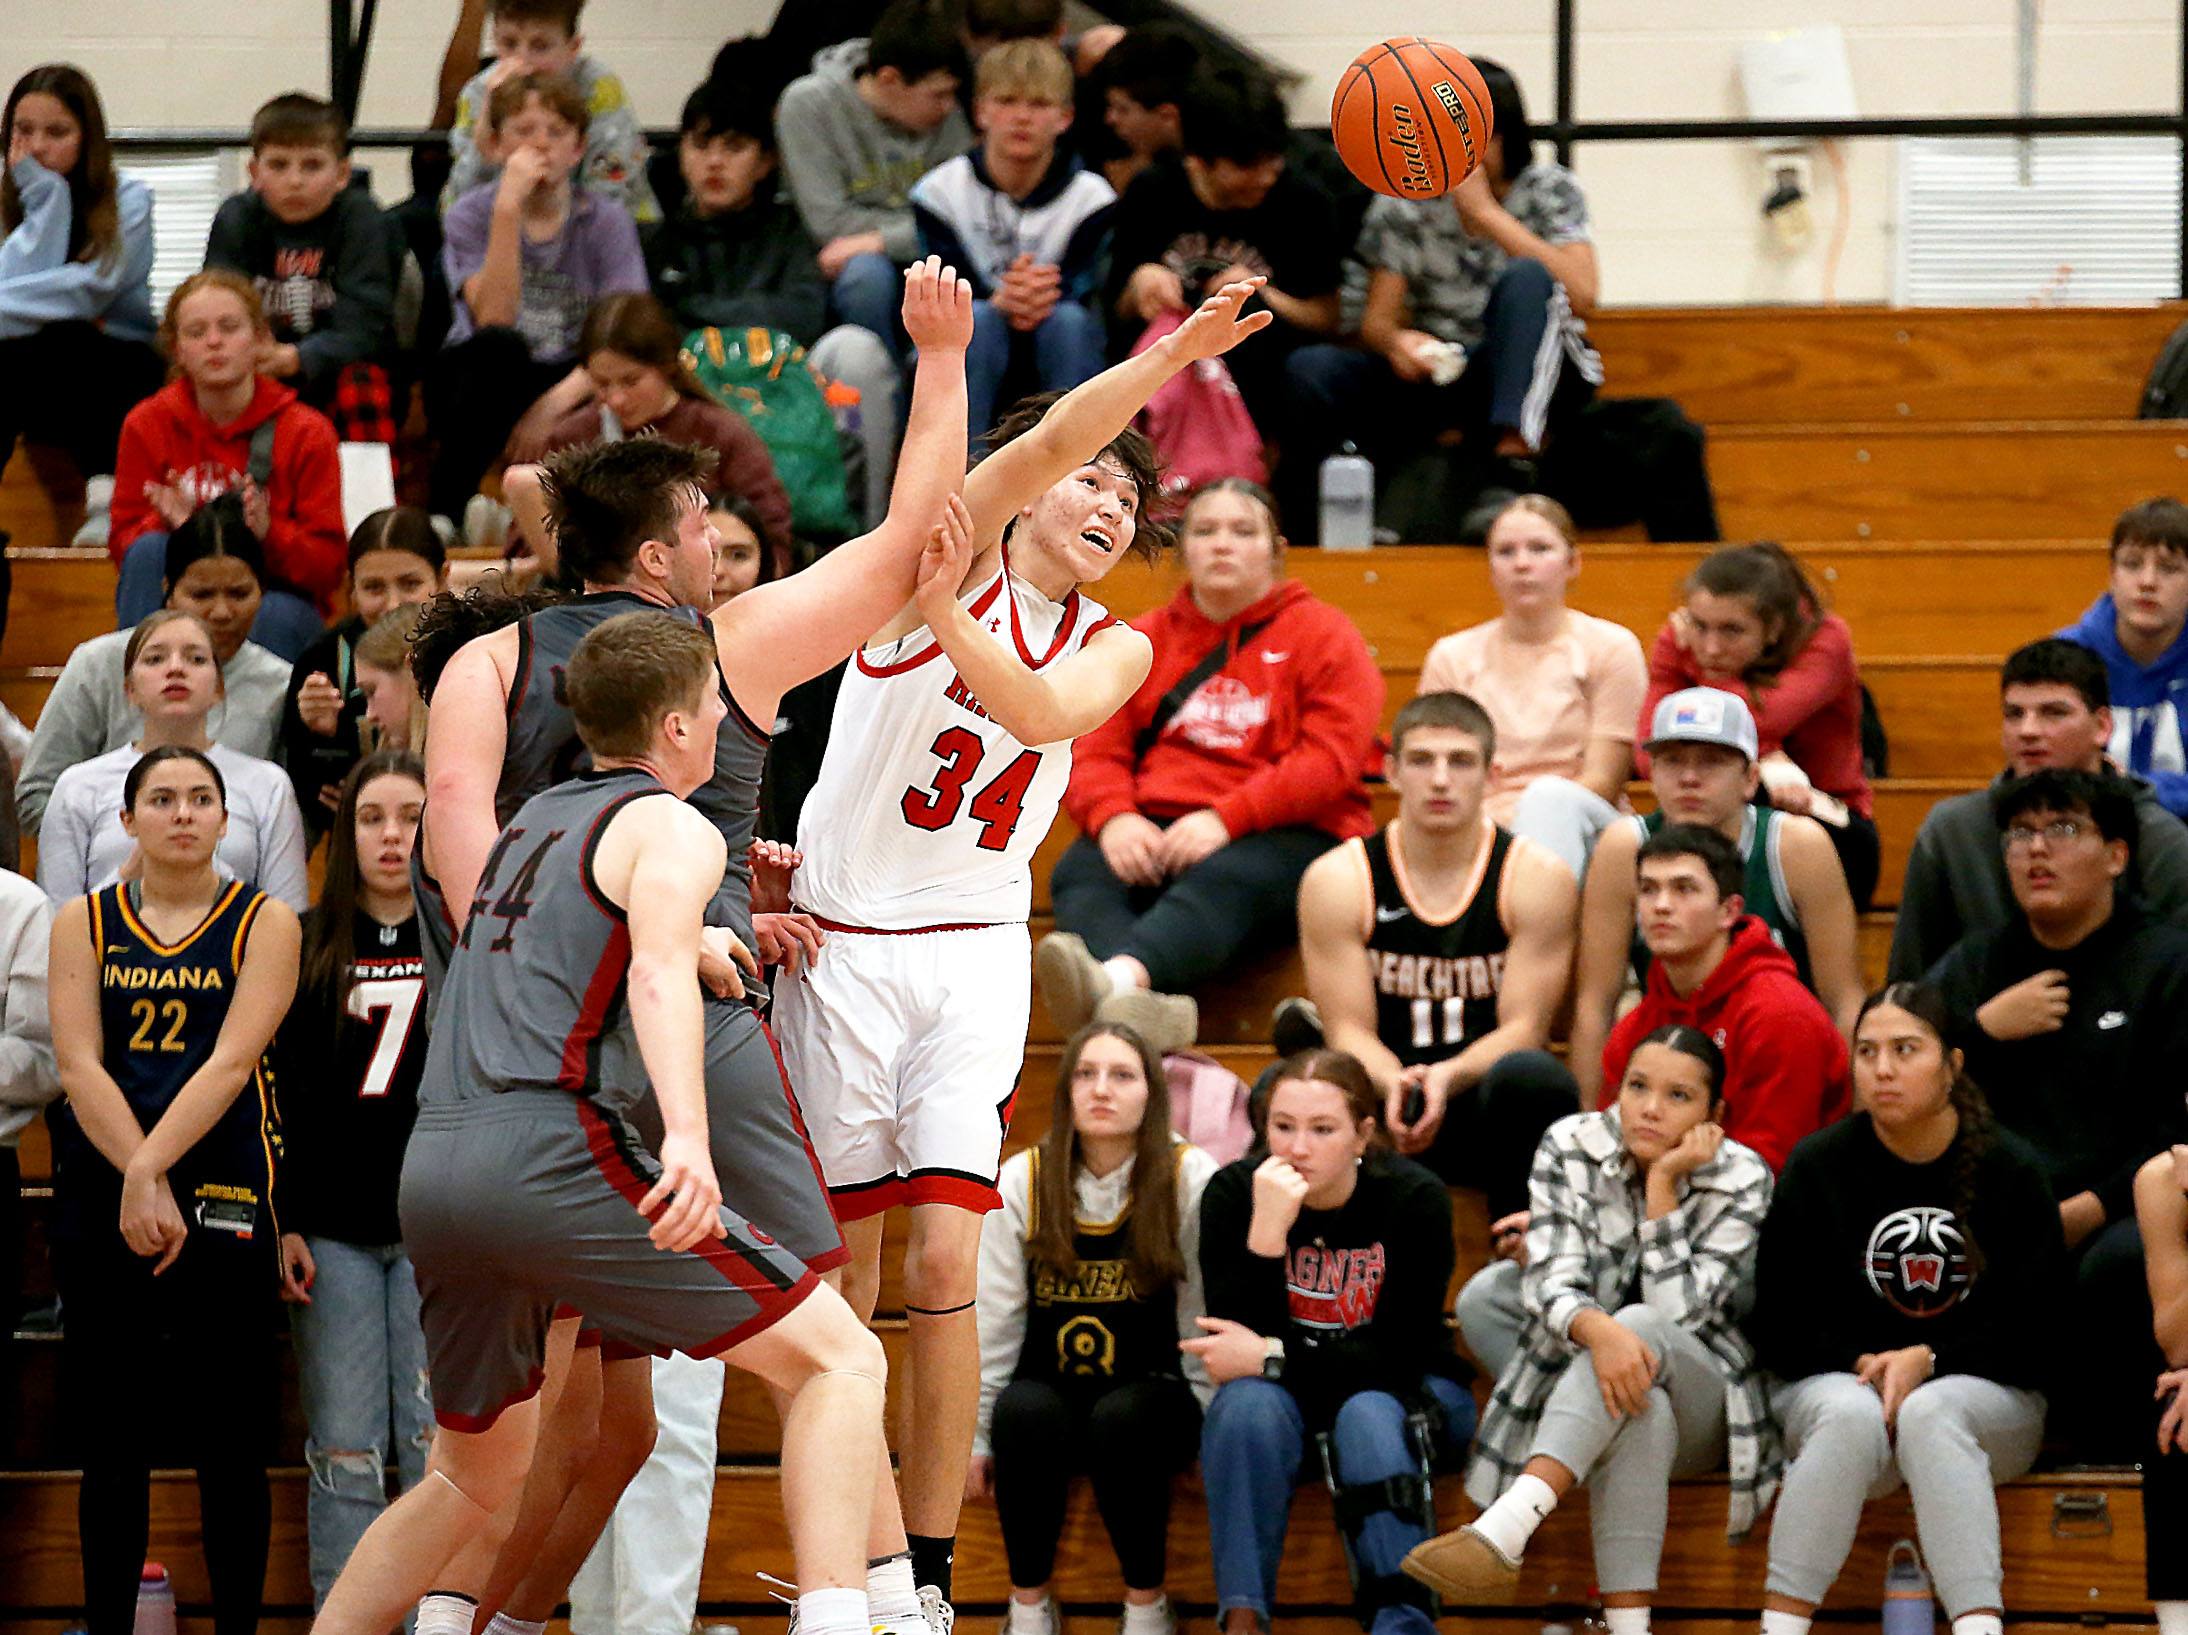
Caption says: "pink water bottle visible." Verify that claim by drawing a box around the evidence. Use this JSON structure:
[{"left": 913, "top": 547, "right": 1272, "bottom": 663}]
[{"left": 133, "top": 1563, "right": 177, "bottom": 1635}]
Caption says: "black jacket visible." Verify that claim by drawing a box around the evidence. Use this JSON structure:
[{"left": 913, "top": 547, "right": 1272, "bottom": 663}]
[
  {"left": 643, "top": 189, "right": 829, "bottom": 345},
  {"left": 204, "top": 183, "right": 398, "bottom": 385}
]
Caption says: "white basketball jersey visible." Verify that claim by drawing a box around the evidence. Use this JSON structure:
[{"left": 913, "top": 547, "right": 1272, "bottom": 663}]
[{"left": 793, "top": 562, "right": 1118, "bottom": 929}]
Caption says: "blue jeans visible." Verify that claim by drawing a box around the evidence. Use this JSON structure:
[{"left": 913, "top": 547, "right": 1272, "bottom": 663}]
[
  {"left": 1201, "top": 1374, "right": 1476, "bottom": 1635},
  {"left": 965, "top": 299, "right": 1108, "bottom": 451},
  {"left": 288, "top": 1236, "right": 434, "bottom": 1608},
  {"left": 115, "top": 531, "right": 324, "bottom": 662},
  {"left": 831, "top": 251, "right": 906, "bottom": 366}
]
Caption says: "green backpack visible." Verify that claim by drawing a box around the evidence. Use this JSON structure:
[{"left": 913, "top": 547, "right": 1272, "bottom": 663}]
[{"left": 682, "top": 325, "right": 856, "bottom": 540}]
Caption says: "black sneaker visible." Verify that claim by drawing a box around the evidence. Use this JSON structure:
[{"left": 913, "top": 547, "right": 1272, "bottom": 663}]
[{"left": 1270, "top": 996, "right": 1324, "bottom": 1057}]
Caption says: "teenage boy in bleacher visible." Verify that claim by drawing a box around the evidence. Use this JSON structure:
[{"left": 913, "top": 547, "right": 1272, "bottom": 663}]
[
  {"left": 1928, "top": 766, "right": 2188, "bottom": 1460},
  {"left": 2059, "top": 498, "right": 2188, "bottom": 818},
  {"left": 204, "top": 93, "right": 399, "bottom": 451},
  {"left": 1889, "top": 637, "right": 2188, "bottom": 980},
  {"left": 1568, "top": 688, "right": 1863, "bottom": 1107},
  {"left": 1090, "top": 24, "right": 1197, "bottom": 193}
]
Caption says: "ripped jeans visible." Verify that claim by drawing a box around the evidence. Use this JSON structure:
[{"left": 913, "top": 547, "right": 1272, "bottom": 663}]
[{"left": 289, "top": 1236, "right": 435, "bottom": 1606}]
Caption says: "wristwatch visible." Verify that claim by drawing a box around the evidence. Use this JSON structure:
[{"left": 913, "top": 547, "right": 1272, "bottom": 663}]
[{"left": 1260, "top": 1337, "right": 1286, "bottom": 1382}]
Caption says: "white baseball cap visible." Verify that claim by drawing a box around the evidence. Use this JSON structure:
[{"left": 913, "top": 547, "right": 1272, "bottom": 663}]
[{"left": 1646, "top": 688, "right": 1759, "bottom": 761}]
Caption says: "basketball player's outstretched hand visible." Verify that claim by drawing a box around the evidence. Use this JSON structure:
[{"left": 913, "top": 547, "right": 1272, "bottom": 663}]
[
  {"left": 1165, "top": 276, "right": 1275, "bottom": 363},
  {"left": 902, "top": 255, "right": 975, "bottom": 354},
  {"left": 642, "top": 1131, "right": 728, "bottom": 1253},
  {"left": 913, "top": 494, "right": 977, "bottom": 622}
]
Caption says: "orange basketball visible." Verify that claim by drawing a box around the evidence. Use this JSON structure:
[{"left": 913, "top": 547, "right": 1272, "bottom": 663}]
[{"left": 1330, "top": 38, "right": 1495, "bottom": 200}]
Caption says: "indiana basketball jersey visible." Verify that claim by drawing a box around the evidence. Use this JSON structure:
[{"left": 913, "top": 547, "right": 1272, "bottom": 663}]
[
  {"left": 1357, "top": 822, "right": 1514, "bottom": 1070},
  {"left": 792, "top": 562, "right": 1117, "bottom": 928}
]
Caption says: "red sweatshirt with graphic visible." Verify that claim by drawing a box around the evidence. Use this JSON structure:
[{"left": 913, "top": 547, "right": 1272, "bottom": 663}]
[
  {"left": 1064, "top": 579, "right": 1383, "bottom": 842},
  {"left": 1599, "top": 915, "right": 1851, "bottom": 1174},
  {"left": 111, "top": 376, "right": 346, "bottom": 609}
]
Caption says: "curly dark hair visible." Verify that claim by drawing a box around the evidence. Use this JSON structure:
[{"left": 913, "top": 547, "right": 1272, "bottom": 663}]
[{"left": 407, "top": 583, "right": 569, "bottom": 703}]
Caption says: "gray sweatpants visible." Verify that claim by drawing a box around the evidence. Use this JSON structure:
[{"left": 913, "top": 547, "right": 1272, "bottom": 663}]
[
  {"left": 1510, "top": 776, "right": 1622, "bottom": 883},
  {"left": 1767, "top": 1372, "right": 2045, "bottom": 1617},
  {"left": 1526, "top": 1303, "right": 1729, "bottom": 1594},
  {"left": 1455, "top": 1257, "right": 1527, "bottom": 1379}
]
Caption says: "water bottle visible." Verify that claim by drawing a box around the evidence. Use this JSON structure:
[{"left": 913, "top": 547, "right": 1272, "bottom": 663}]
[
  {"left": 1319, "top": 442, "right": 1375, "bottom": 551},
  {"left": 134, "top": 1563, "right": 177, "bottom": 1635},
  {"left": 1881, "top": 1540, "right": 1934, "bottom": 1635}
]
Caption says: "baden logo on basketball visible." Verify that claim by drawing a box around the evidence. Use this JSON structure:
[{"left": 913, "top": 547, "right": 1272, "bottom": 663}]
[{"left": 1388, "top": 102, "right": 1434, "bottom": 195}]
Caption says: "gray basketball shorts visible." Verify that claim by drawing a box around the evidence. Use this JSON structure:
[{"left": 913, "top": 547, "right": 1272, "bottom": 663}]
[{"left": 400, "top": 1092, "right": 819, "bottom": 1430}]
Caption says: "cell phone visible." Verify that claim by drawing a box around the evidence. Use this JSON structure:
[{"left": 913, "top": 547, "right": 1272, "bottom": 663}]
[{"left": 1399, "top": 1086, "right": 1425, "bottom": 1126}]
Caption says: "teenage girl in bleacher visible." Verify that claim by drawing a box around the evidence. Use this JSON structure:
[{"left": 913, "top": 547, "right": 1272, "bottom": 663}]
[
  {"left": 1745, "top": 983, "right": 2066, "bottom": 1635},
  {"left": 1638, "top": 541, "right": 1879, "bottom": 908},
  {"left": 274, "top": 749, "right": 433, "bottom": 1607},
  {"left": 46, "top": 744, "right": 301, "bottom": 1635},
  {"left": 1404, "top": 1024, "right": 1776, "bottom": 1625},
  {"left": 2135, "top": 1145, "right": 2188, "bottom": 1635},
  {"left": 967, "top": 1020, "right": 1219, "bottom": 1635}
]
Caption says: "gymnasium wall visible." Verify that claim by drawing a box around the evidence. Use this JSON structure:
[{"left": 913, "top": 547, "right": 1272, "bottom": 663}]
[{"left": 4, "top": 0, "right": 2176, "bottom": 305}]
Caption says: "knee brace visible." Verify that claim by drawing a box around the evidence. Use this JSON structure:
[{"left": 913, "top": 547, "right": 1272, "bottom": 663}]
[{"left": 1317, "top": 1412, "right": 1442, "bottom": 1630}]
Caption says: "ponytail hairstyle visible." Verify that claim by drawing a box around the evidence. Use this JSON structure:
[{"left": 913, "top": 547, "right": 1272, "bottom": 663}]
[
  {"left": 1025, "top": 1021, "right": 1187, "bottom": 1296},
  {"left": 1632, "top": 1022, "right": 1727, "bottom": 1110},
  {"left": 300, "top": 749, "right": 427, "bottom": 1021},
  {"left": 2, "top": 65, "right": 122, "bottom": 266},
  {"left": 1856, "top": 982, "right": 1995, "bottom": 1279},
  {"left": 1257, "top": 1047, "right": 1386, "bottom": 1147},
  {"left": 1684, "top": 541, "right": 1827, "bottom": 689}
]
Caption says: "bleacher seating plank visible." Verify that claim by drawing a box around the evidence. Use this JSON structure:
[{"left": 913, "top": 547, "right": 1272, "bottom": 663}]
[
  {"left": 2, "top": 548, "right": 114, "bottom": 671},
  {"left": 0, "top": 672, "right": 56, "bottom": 726},
  {"left": 1587, "top": 304, "right": 2183, "bottom": 427},
  {"left": 0, "top": 452, "right": 84, "bottom": 558}
]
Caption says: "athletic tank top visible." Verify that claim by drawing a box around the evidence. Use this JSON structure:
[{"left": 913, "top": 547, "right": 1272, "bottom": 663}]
[
  {"left": 417, "top": 768, "right": 663, "bottom": 1110},
  {"left": 410, "top": 824, "right": 459, "bottom": 1015},
  {"left": 1012, "top": 1147, "right": 1182, "bottom": 1391},
  {"left": 51, "top": 881, "right": 281, "bottom": 1245},
  {"left": 1628, "top": 805, "right": 1810, "bottom": 984},
  {"left": 1355, "top": 822, "right": 1515, "bottom": 1071},
  {"left": 792, "top": 561, "right": 1118, "bottom": 928},
  {"left": 500, "top": 591, "right": 767, "bottom": 945}
]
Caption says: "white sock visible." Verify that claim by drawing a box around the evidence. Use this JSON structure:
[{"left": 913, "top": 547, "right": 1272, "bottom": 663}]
[
  {"left": 869, "top": 1555, "right": 921, "bottom": 1625},
  {"left": 1950, "top": 1616, "right": 2001, "bottom": 1635},
  {"left": 1604, "top": 1608, "right": 1650, "bottom": 1635},
  {"left": 483, "top": 1617, "right": 545, "bottom": 1635},
  {"left": 1007, "top": 1598, "right": 1054, "bottom": 1635},
  {"left": 416, "top": 1594, "right": 477, "bottom": 1635},
  {"left": 1120, "top": 1598, "right": 1169, "bottom": 1635},
  {"left": 798, "top": 1587, "right": 870, "bottom": 1635},
  {"left": 2156, "top": 1602, "right": 2188, "bottom": 1635},
  {"left": 1761, "top": 1610, "right": 1813, "bottom": 1635},
  {"left": 1100, "top": 957, "right": 1144, "bottom": 995},
  {"left": 1470, "top": 1471, "right": 1558, "bottom": 1561}
]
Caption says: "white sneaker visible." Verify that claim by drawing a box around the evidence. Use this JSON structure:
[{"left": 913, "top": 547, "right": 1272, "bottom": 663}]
[
  {"left": 463, "top": 492, "right": 512, "bottom": 553},
  {"left": 1003, "top": 1599, "right": 1057, "bottom": 1635},
  {"left": 918, "top": 1585, "right": 956, "bottom": 1635},
  {"left": 1116, "top": 1597, "right": 1175, "bottom": 1635},
  {"left": 72, "top": 474, "right": 115, "bottom": 549}
]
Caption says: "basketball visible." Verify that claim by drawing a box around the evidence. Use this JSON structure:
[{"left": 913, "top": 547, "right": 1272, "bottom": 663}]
[{"left": 1330, "top": 37, "right": 1495, "bottom": 200}]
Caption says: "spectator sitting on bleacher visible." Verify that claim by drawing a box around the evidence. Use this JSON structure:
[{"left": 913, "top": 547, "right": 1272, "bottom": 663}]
[
  {"left": 1570, "top": 689, "right": 1862, "bottom": 1107},
  {"left": 203, "top": 93, "right": 400, "bottom": 452},
  {"left": 1407, "top": 1026, "right": 1775, "bottom": 1611},
  {"left": 775, "top": 0, "right": 973, "bottom": 363},
  {"left": 967, "top": 1020, "right": 1218, "bottom": 1635},
  {"left": 1106, "top": 66, "right": 1341, "bottom": 446},
  {"left": 1190, "top": 1049, "right": 1474, "bottom": 1635},
  {"left": 501, "top": 293, "right": 793, "bottom": 571},
  {"left": 0, "top": 64, "right": 162, "bottom": 528},
  {"left": 427, "top": 71, "right": 647, "bottom": 527},
  {"left": 1285, "top": 59, "right": 1599, "bottom": 544},
  {"left": 1889, "top": 638, "right": 2188, "bottom": 981},
  {"left": 1089, "top": 24, "right": 1197, "bottom": 194},
  {"left": 1926, "top": 767, "right": 2188, "bottom": 1460},
  {"left": 19, "top": 496, "right": 292, "bottom": 834},
  {"left": 1639, "top": 542, "right": 1878, "bottom": 909},
  {"left": 38, "top": 608, "right": 308, "bottom": 913},
  {"left": 644, "top": 70, "right": 901, "bottom": 532},
  {"left": 1291, "top": 690, "right": 1578, "bottom": 1210},
  {"left": 1745, "top": 983, "right": 2066, "bottom": 1635},
  {"left": 111, "top": 269, "right": 344, "bottom": 660},
  {"left": 1038, "top": 480, "right": 1383, "bottom": 1048},
  {"left": 2057, "top": 497, "right": 2188, "bottom": 821},
  {"left": 1415, "top": 495, "right": 1646, "bottom": 879},
  {"left": 0, "top": 867, "right": 57, "bottom": 1334},
  {"left": 280, "top": 507, "right": 447, "bottom": 839},
  {"left": 911, "top": 39, "right": 1116, "bottom": 451},
  {"left": 441, "top": 0, "right": 658, "bottom": 225},
  {"left": 2132, "top": 1147, "right": 2188, "bottom": 1635}
]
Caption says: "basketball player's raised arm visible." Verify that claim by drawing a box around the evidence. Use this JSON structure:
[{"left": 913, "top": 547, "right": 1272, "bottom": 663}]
[
  {"left": 1295, "top": 844, "right": 1409, "bottom": 1101},
  {"left": 1568, "top": 822, "right": 1640, "bottom": 1108},
  {"left": 598, "top": 796, "right": 728, "bottom": 1253},
  {"left": 1780, "top": 814, "right": 1864, "bottom": 1039},
  {"left": 421, "top": 633, "right": 515, "bottom": 918},
  {"left": 49, "top": 896, "right": 148, "bottom": 1172},
  {"left": 910, "top": 500, "right": 1152, "bottom": 746},
  {"left": 961, "top": 278, "right": 1273, "bottom": 548},
  {"left": 710, "top": 258, "right": 973, "bottom": 723}
]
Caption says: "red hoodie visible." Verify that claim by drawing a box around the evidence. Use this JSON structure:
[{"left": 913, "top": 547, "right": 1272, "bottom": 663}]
[
  {"left": 111, "top": 376, "right": 346, "bottom": 610},
  {"left": 1598, "top": 915, "right": 1850, "bottom": 1173},
  {"left": 1065, "top": 579, "right": 1383, "bottom": 842}
]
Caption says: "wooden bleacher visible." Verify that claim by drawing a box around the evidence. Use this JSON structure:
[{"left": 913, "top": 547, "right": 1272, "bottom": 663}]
[{"left": 1, "top": 303, "right": 2173, "bottom": 1627}]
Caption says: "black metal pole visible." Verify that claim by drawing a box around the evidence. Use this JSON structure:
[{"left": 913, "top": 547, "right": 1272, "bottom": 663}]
[
  {"left": 1554, "top": 0, "right": 1576, "bottom": 167},
  {"left": 330, "top": 0, "right": 354, "bottom": 117}
]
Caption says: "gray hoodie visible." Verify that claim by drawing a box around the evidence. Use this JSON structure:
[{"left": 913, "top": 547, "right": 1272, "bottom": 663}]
[
  {"left": 775, "top": 38, "right": 973, "bottom": 264},
  {"left": 1887, "top": 765, "right": 2188, "bottom": 980}
]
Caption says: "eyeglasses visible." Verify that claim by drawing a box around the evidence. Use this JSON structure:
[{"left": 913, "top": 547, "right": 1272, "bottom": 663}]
[{"left": 2000, "top": 819, "right": 2092, "bottom": 853}]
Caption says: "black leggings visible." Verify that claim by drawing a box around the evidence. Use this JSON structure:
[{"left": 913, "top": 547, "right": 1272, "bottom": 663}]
[
  {"left": 1829, "top": 810, "right": 1881, "bottom": 912},
  {"left": 1049, "top": 823, "right": 1340, "bottom": 993},
  {"left": 424, "top": 326, "right": 568, "bottom": 519},
  {"left": 0, "top": 321, "right": 163, "bottom": 483},
  {"left": 2061, "top": 1214, "right": 2161, "bottom": 1463},
  {"left": 991, "top": 1375, "right": 1201, "bottom": 1591},
  {"left": 55, "top": 1224, "right": 277, "bottom": 1635}
]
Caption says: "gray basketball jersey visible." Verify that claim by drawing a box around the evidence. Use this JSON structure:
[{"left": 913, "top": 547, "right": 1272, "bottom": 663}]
[
  {"left": 500, "top": 591, "right": 767, "bottom": 945},
  {"left": 418, "top": 768, "right": 664, "bottom": 1111}
]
